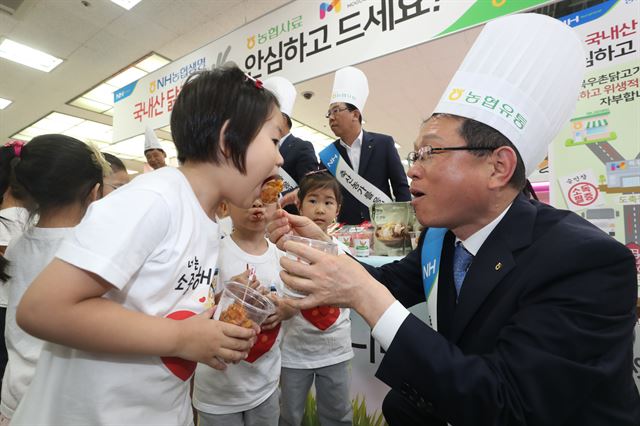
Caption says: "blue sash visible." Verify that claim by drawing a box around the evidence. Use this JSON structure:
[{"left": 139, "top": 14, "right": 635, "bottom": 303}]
[
  {"left": 421, "top": 227, "right": 447, "bottom": 330},
  {"left": 319, "top": 143, "right": 340, "bottom": 174},
  {"left": 319, "top": 144, "right": 392, "bottom": 207}
]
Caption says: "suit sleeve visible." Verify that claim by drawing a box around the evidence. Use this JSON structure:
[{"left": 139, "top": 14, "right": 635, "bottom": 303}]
[
  {"left": 375, "top": 234, "right": 638, "bottom": 426},
  {"left": 294, "top": 139, "right": 319, "bottom": 180},
  {"left": 385, "top": 136, "right": 411, "bottom": 201}
]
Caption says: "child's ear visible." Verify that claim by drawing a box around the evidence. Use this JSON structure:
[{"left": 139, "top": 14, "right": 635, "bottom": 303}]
[
  {"left": 89, "top": 183, "right": 101, "bottom": 202},
  {"left": 336, "top": 203, "right": 341, "bottom": 215},
  {"left": 218, "top": 120, "right": 231, "bottom": 159}
]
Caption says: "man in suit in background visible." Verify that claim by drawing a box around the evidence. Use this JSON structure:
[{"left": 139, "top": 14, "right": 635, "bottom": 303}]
[
  {"left": 263, "top": 76, "right": 318, "bottom": 215},
  {"left": 322, "top": 66, "right": 410, "bottom": 225},
  {"left": 269, "top": 13, "right": 640, "bottom": 426}
]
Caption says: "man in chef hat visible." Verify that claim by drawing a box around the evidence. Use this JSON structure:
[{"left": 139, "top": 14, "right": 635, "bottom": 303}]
[
  {"left": 144, "top": 126, "right": 167, "bottom": 170},
  {"left": 319, "top": 66, "right": 410, "bottom": 225},
  {"left": 263, "top": 76, "right": 318, "bottom": 214},
  {"left": 267, "top": 13, "right": 640, "bottom": 426}
]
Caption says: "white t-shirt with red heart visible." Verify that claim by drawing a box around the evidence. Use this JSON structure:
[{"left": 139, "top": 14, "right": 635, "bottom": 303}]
[
  {"left": 11, "top": 167, "right": 219, "bottom": 426},
  {"left": 193, "top": 236, "right": 283, "bottom": 415},
  {"left": 280, "top": 304, "right": 353, "bottom": 369}
]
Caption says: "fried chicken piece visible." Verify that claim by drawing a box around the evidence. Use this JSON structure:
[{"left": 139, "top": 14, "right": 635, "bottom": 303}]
[
  {"left": 219, "top": 302, "right": 253, "bottom": 328},
  {"left": 260, "top": 179, "right": 283, "bottom": 204}
]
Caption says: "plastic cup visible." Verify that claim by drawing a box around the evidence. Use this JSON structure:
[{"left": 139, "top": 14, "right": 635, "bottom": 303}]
[
  {"left": 409, "top": 231, "right": 421, "bottom": 250},
  {"left": 213, "top": 281, "right": 275, "bottom": 327},
  {"left": 281, "top": 234, "right": 338, "bottom": 298}
]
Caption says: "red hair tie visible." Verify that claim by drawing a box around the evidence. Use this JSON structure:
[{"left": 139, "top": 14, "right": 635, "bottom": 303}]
[
  {"left": 4, "top": 140, "right": 24, "bottom": 158},
  {"left": 243, "top": 72, "right": 264, "bottom": 90}
]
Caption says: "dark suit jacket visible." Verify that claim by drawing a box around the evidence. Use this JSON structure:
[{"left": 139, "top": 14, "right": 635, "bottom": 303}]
[
  {"left": 280, "top": 134, "right": 319, "bottom": 187},
  {"left": 364, "top": 194, "right": 640, "bottom": 425},
  {"left": 280, "top": 134, "right": 318, "bottom": 215},
  {"left": 324, "top": 130, "right": 410, "bottom": 225}
]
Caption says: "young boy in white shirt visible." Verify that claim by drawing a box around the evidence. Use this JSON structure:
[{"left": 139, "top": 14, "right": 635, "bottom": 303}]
[{"left": 194, "top": 197, "right": 293, "bottom": 426}]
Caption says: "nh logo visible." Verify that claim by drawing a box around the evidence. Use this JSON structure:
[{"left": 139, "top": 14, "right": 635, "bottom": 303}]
[
  {"left": 319, "top": 0, "right": 341, "bottom": 19},
  {"left": 423, "top": 260, "right": 436, "bottom": 278}
]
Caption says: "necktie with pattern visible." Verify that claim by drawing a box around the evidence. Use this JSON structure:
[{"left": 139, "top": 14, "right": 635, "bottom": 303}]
[{"left": 453, "top": 242, "right": 474, "bottom": 298}]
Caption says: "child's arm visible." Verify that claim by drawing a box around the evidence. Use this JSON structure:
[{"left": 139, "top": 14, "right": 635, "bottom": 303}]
[
  {"left": 17, "top": 258, "right": 257, "bottom": 370},
  {"left": 261, "top": 294, "right": 297, "bottom": 330}
]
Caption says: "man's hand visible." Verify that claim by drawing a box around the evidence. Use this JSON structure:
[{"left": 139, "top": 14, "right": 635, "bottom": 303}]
[
  {"left": 266, "top": 209, "right": 330, "bottom": 250},
  {"left": 278, "top": 241, "right": 397, "bottom": 328}
]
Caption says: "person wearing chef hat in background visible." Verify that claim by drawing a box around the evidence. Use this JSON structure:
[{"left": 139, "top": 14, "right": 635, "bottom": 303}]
[
  {"left": 267, "top": 13, "right": 640, "bottom": 426},
  {"left": 319, "top": 66, "right": 410, "bottom": 225},
  {"left": 263, "top": 76, "right": 319, "bottom": 215},
  {"left": 144, "top": 125, "right": 167, "bottom": 170}
]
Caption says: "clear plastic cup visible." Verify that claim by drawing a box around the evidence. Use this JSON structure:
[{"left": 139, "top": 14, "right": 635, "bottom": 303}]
[
  {"left": 281, "top": 234, "right": 338, "bottom": 298},
  {"left": 213, "top": 281, "right": 275, "bottom": 327},
  {"left": 409, "top": 231, "right": 421, "bottom": 250}
]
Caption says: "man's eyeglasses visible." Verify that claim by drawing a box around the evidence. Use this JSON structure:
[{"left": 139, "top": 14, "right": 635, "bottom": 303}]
[
  {"left": 406, "top": 145, "right": 499, "bottom": 167},
  {"left": 325, "top": 106, "right": 349, "bottom": 118}
]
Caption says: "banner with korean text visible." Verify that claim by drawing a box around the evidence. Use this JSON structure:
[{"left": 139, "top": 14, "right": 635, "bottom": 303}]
[
  {"left": 549, "top": 0, "right": 640, "bottom": 293},
  {"left": 113, "top": 0, "right": 555, "bottom": 142}
]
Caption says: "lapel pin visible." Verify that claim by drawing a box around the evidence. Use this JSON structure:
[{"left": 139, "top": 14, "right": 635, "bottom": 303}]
[{"left": 495, "top": 262, "right": 502, "bottom": 271}]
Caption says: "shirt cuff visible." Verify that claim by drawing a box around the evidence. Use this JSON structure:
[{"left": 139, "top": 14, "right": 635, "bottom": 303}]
[{"left": 371, "top": 300, "right": 410, "bottom": 351}]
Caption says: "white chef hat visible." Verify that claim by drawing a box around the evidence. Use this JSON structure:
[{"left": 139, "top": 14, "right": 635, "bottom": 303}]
[
  {"left": 144, "top": 125, "right": 164, "bottom": 153},
  {"left": 330, "top": 66, "right": 369, "bottom": 112},
  {"left": 263, "top": 76, "right": 297, "bottom": 117},
  {"left": 433, "top": 13, "right": 585, "bottom": 176}
]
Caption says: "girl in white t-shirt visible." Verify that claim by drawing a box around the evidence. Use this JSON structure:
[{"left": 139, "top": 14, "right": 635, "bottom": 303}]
[
  {"left": 0, "top": 140, "right": 30, "bottom": 395},
  {"left": 11, "top": 67, "right": 284, "bottom": 426},
  {"left": 0, "top": 135, "right": 108, "bottom": 423},
  {"left": 280, "top": 171, "right": 354, "bottom": 426},
  {"left": 194, "top": 198, "right": 293, "bottom": 426}
]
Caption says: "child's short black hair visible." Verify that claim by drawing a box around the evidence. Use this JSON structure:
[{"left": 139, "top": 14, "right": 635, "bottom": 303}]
[
  {"left": 2, "top": 134, "right": 106, "bottom": 215},
  {"left": 103, "top": 152, "right": 126, "bottom": 173},
  {"left": 170, "top": 66, "right": 279, "bottom": 172},
  {"left": 298, "top": 171, "right": 342, "bottom": 206}
]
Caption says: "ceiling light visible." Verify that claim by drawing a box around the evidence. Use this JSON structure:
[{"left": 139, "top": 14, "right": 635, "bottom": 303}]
[
  {"left": 110, "top": 0, "right": 143, "bottom": 10},
  {"left": 0, "top": 97, "right": 11, "bottom": 109},
  {"left": 68, "top": 97, "right": 112, "bottom": 113},
  {"left": 12, "top": 112, "right": 108, "bottom": 144},
  {"left": 136, "top": 55, "right": 170, "bottom": 73},
  {"left": 106, "top": 67, "right": 146, "bottom": 89},
  {"left": 0, "top": 39, "right": 63, "bottom": 72}
]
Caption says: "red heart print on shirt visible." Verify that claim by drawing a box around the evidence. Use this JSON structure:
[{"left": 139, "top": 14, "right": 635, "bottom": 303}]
[
  {"left": 246, "top": 323, "right": 281, "bottom": 363},
  {"left": 161, "top": 310, "right": 197, "bottom": 381},
  {"left": 301, "top": 306, "right": 340, "bottom": 331}
]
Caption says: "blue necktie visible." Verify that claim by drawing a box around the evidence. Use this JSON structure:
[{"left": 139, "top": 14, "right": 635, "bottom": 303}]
[{"left": 453, "top": 243, "right": 474, "bottom": 298}]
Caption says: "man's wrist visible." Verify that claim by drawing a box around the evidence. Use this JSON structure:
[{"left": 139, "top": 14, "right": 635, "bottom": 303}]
[{"left": 352, "top": 277, "right": 396, "bottom": 329}]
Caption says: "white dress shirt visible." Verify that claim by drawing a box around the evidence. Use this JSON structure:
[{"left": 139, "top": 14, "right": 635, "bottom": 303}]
[
  {"left": 339, "top": 130, "right": 363, "bottom": 173},
  {"left": 278, "top": 132, "right": 291, "bottom": 149},
  {"left": 371, "top": 203, "right": 513, "bottom": 350}
]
